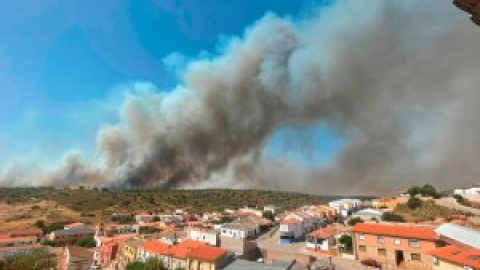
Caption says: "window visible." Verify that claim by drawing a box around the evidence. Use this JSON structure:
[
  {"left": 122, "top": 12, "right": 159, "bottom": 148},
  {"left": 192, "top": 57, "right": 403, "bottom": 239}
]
[
  {"left": 394, "top": 238, "right": 401, "bottom": 245},
  {"left": 359, "top": 245, "right": 367, "bottom": 252},
  {"left": 411, "top": 253, "right": 421, "bottom": 261},
  {"left": 377, "top": 235, "right": 385, "bottom": 243},
  {"left": 408, "top": 239, "right": 420, "bottom": 248},
  {"left": 358, "top": 234, "right": 365, "bottom": 240},
  {"left": 377, "top": 248, "right": 386, "bottom": 256}
]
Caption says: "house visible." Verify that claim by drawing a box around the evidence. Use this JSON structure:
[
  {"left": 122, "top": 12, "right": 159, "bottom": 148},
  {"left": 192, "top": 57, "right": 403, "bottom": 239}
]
[
  {"left": 137, "top": 240, "right": 170, "bottom": 263},
  {"left": 306, "top": 227, "right": 338, "bottom": 254},
  {"left": 188, "top": 227, "right": 220, "bottom": 246},
  {"left": 0, "top": 236, "right": 38, "bottom": 247},
  {"left": 352, "top": 223, "right": 443, "bottom": 270},
  {"left": 454, "top": 184, "right": 480, "bottom": 196},
  {"left": 352, "top": 208, "right": 384, "bottom": 221},
  {"left": 49, "top": 225, "right": 95, "bottom": 246},
  {"left": 59, "top": 246, "right": 96, "bottom": 270},
  {"left": 159, "top": 230, "right": 188, "bottom": 245},
  {"left": 185, "top": 245, "right": 227, "bottom": 270},
  {"left": 429, "top": 245, "right": 480, "bottom": 270},
  {"left": 165, "top": 240, "right": 207, "bottom": 269},
  {"left": 93, "top": 241, "right": 120, "bottom": 269},
  {"left": 371, "top": 198, "right": 399, "bottom": 209},
  {"left": 328, "top": 199, "right": 362, "bottom": 217},
  {"left": 435, "top": 223, "right": 480, "bottom": 249},
  {"left": 0, "top": 228, "right": 43, "bottom": 239},
  {"left": 279, "top": 217, "right": 304, "bottom": 244},
  {"left": 220, "top": 219, "right": 260, "bottom": 239},
  {"left": 135, "top": 214, "right": 156, "bottom": 224},
  {"left": 121, "top": 238, "right": 142, "bottom": 264}
]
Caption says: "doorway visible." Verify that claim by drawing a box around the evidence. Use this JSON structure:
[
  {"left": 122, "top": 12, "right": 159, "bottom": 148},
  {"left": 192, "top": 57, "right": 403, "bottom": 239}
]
[{"left": 396, "top": 250, "right": 405, "bottom": 266}]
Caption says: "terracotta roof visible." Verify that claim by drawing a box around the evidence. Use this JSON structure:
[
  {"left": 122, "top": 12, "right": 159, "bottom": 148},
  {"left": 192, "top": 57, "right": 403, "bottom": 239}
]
[
  {"left": 186, "top": 246, "right": 226, "bottom": 261},
  {"left": 352, "top": 223, "right": 439, "bottom": 241},
  {"left": 140, "top": 241, "right": 170, "bottom": 255},
  {"left": 428, "top": 245, "right": 480, "bottom": 269},
  {"left": 281, "top": 218, "right": 302, "bottom": 225},
  {"left": 167, "top": 240, "right": 206, "bottom": 259},
  {"left": 308, "top": 227, "right": 337, "bottom": 239}
]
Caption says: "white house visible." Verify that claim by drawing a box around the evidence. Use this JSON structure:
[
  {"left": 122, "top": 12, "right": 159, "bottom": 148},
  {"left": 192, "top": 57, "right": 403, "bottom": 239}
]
[
  {"left": 306, "top": 227, "right": 337, "bottom": 252},
  {"left": 220, "top": 219, "right": 259, "bottom": 239},
  {"left": 187, "top": 228, "right": 219, "bottom": 246},
  {"left": 280, "top": 216, "right": 304, "bottom": 244},
  {"left": 328, "top": 199, "right": 362, "bottom": 217},
  {"left": 454, "top": 184, "right": 480, "bottom": 195}
]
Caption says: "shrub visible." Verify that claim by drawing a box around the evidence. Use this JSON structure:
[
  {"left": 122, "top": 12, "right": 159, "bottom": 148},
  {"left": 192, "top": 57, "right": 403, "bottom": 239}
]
[
  {"left": 407, "top": 197, "right": 422, "bottom": 210},
  {"left": 77, "top": 236, "right": 96, "bottom": 248},
  {"left": 347, "top": 217, "right": 364, "bottom": 227},
  {"left": 382, "top": 212, "right": 406, "bottom": 222}
]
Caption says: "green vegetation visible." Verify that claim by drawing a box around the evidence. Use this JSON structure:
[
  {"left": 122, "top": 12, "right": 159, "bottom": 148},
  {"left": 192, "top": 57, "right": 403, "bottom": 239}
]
[
  {"left": 407, "top": 197, "right": 422, "bottom": 210},
  {"left": 77, "top": 236, "right": 96, "bottom": 248},
  {"left": 126, "top": 258, "right": 166, "bottom": 270},
  {"left": 139, "top": 227, "right": 163, "bottom": 234},
  {"left": 262, "top": 210, "right": 275, "bottom": 221},
  {"left": 34, "top": 220, "right": 66, "bottom": 234},
  {"left": 407, "top": 184, "right": 439, "bottom": 198},
  {"left": 339, "top": 234, "right": 353, "bottom": 252},
  {"left": 381, "top": 212, "right": 406, "bottom": 222},
  {"left": 347, "top": 217, "right": 364, "bottom": 227},
  {"left": 0, "top": 188, "right": 333, "bottom": 215},
  {"left": 0, "top": 249, "right": 57, "bottom": 270}
]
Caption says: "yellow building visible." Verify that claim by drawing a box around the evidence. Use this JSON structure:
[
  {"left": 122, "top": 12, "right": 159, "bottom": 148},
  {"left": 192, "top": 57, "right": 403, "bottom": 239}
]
[
  {"left": 122, "top": 239, "right": 142, "bottom": 263},
  {"left": 371, "top": 197, "right": 398, "bottom": 209}
]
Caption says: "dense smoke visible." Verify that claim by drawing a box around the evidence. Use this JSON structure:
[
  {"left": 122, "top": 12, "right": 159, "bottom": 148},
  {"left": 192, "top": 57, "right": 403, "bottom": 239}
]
[{"left": 1, "top": 0, "right": 480, "bottom": 195}]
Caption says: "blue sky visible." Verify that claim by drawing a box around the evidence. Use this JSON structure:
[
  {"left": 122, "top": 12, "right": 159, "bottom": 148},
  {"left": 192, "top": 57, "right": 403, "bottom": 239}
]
[{"left": 0, "top": 0, "right": 341, "bottom": 166}]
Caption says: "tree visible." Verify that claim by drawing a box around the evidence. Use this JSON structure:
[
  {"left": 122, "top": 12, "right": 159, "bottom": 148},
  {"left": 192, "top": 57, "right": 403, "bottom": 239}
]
[
  {"left": 347, "top": 217, "right": 364, "bottom": 227},
  {"left": 381, "top": 212, "right": 406, "bottom": 222},
  {"left": 145, "top": 257, "right": 166, "bottom": 270},
  {"left": 407, "top": 197, "right": 422, "bottom": 210},
  {"left": 152, "top": 216, "right": 161, "bottom": 222},
  {"left": 77, "top": 236, "right": 96, "bottom": 248},
  {"left": 420, "top": 184, "right": 438, "bottom": 198},
  {"left": 338, "top": 234, "right": 353, "bottom": 252},
  {"left": 262, "top": 210, "right": 275, "bottom": 221},
  {"left": 408, "top": 186, "right": 421, "bottom": 197}
]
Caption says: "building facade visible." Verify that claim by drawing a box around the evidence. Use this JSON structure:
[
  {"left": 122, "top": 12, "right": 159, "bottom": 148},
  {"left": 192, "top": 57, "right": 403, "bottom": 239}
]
[{"left": 353, "top": 223, "right": 443, "bottom": 270}]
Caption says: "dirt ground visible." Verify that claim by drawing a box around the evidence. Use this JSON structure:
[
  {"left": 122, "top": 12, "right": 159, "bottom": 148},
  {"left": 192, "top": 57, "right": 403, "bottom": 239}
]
[{"left": 0, "top": 200, "right": 101, "bottom": 231}]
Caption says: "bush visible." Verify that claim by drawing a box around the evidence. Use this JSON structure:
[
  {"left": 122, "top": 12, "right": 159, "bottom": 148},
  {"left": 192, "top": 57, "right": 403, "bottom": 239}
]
[
  {"left": 407, "top": 197, "right": 422, "bottom": 210},
  {"left": 262, "top": 210, "right": 275, "bottom": 221},
  {"left": 382, "top": 212, "right": 406, "bottom": 222},
  {"left": 77, "top": 236, "right": 96, "bottom": 248},
  {"left": 347, "top": 217, "right": 364, "bottom": 227}
]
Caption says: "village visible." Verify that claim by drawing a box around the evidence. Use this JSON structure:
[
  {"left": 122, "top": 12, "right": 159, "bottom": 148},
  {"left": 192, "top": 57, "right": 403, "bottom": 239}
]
[{"left": 0, "top": 184, "right": 479, "bottom": 270}]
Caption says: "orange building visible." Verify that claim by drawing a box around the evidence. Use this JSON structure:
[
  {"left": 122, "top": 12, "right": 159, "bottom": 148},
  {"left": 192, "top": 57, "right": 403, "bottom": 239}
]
[
  {"left": 352, "top": 223, "right": 444, "bottom": 270},
  {"left": 429, "top": 245, "right": 480, "bottom": 270},
  {"left": 371, "top": 198, "right": 399, "bottom": 209}
]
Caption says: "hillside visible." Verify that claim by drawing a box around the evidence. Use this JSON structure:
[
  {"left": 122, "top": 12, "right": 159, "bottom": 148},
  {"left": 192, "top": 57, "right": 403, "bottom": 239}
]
[{"left": 0, "top": 187, "right": 354, "bottom": 230}]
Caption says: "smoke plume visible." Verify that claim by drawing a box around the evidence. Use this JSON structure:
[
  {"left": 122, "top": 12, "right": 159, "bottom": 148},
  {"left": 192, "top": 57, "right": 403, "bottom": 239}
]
[{"left": 2, "top": 0, "right": 480, "bottom": 195}]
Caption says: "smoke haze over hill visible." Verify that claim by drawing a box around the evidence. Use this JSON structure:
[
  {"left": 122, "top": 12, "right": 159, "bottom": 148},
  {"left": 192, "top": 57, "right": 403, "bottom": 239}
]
[{"left": 1, "top": 0, "right": 480, "bottom": 195}]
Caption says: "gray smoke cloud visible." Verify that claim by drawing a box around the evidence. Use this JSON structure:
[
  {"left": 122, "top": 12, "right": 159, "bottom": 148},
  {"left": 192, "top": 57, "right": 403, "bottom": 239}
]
[{"left": 1, "top": 0, "right": 480, "bottom": 195}]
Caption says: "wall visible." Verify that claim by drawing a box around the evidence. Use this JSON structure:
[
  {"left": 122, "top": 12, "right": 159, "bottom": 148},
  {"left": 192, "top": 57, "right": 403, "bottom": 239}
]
[
  {"left": 433, "top": 259, "right": 464, "bottom": 270},
  {"left": 354, "top": 233, "right": 437, "bottom": 270}
]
